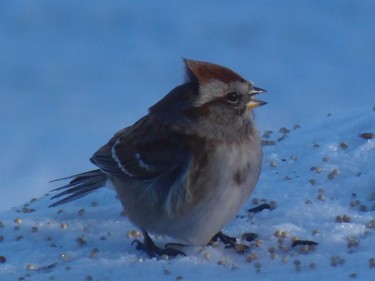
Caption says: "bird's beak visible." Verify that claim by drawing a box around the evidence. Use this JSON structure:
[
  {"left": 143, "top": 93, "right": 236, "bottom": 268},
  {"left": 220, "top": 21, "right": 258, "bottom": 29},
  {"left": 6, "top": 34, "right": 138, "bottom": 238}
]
[
  {"left": 249, "top": 86, "right": 267, "bottom": 96},
  {"left": 246, "top": 99, "right": 267, "bottom": 110},
  {"left": 247, "top": 86, "right": 267, "bottom": 109}
]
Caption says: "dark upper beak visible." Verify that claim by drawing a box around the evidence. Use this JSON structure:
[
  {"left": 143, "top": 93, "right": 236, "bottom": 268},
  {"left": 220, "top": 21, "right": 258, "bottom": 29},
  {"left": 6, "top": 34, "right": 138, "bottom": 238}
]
[
  {"left": 247, "top": 86, "right": 267, "bottom": 110},
  {"left": 250, "top": 86, "right": 267, "bottom": 96}
]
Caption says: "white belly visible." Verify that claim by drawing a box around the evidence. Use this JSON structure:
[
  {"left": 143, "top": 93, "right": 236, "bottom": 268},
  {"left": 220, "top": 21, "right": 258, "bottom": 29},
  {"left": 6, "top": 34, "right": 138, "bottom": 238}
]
[{"left": 161, "top": 140, "right": 262, "bottom": 245}]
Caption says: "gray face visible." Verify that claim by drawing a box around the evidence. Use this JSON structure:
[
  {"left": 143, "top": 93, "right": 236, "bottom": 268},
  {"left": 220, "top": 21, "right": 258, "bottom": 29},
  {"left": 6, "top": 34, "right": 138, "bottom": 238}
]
[{"left": 189, "top": 79, "right": 257, "bottom": 142}]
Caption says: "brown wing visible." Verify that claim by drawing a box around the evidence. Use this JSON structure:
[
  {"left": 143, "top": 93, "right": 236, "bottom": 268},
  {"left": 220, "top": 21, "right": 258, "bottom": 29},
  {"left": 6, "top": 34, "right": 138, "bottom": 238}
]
[{"left": 90, "top": 116, "right": 189, "bottom": 180}]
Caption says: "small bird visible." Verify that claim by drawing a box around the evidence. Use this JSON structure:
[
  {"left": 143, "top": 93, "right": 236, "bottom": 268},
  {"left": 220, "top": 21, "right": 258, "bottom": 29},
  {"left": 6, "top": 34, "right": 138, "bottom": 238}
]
[{"left": 50, "top": 58, "right": 267, "bottom": 257}]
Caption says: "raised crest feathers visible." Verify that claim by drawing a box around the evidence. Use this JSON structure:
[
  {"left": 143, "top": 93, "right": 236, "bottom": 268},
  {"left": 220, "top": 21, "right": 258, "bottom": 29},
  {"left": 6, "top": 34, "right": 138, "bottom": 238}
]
[{"left": 183, "top": 58, "right": 246, "bottom": 85}]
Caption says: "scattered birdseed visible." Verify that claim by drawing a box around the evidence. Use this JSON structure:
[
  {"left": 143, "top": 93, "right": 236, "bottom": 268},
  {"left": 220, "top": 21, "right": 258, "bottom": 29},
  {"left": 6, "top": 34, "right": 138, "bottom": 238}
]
[
  {"left": 60, "top": 223, "right": 68, "bottom": 229},
  {"left": 350, "top": 200, "right": 360, "bottom": 207},
  {"left": 161, "top": 254, "right": 169, "bottom": 260},
  {"left": 26, "top": 264, "right": 37, "bottom": 270},
  {"left": 290, "top": 155, "right": 298, "bottom": 161},
  {"left": 254, "top": 262, "right": 261, "bottom": 273},
  {"left": 77, "top": 209, "right": 85, "bottom": 216},
  {"left": 262, "top": 130, "right": 273, "bottom": 139},
  {"left": 127, "top": 229, "right": 143, "bottom": 238},
  {"left": 317, "top": 194, "right": 326, "bottom": 201},
  {"left": 322, "top": 156, "right": 329, "bottom": 162},
  {"left": 359, "top": 205, "right": 367, "bottom": 212},
  {"left": 293, "top": 124, "right": 301, "bottom": 130},
  {"left": 366, "top": 219, "right": 375, "bottom": 229},
  {"left": 86, "top": 275, "right": 93, "bottom": 281},
  {"left": 254, "top": 239, "right": 263, "bottom": 248},
  {"left": 59, "top": 253, "right": 69, "bottom": 261},
  {"left": 246, "top": 253, "right": 257, "bottom": 263},
  {"left": 327, "top": 169, "right": 339, "bottom": 179},
  {"left": 75, "top": 236, "right": 87, "bottom": 246},
  {"left": 359, "top": 132, "right": 374, "bottom": 140},
  {"left": 89, "top": 248, "right": 100, "bottom": 258},
  {"left": 31, "top": 226, "right": 38, "bottom": 233},
  {"left": 163, "top": 268, "right": 171, "bottom": 275},
  {"left": 270, "top": 161, "right": 277, "bottom": 167},
  {"left": 369, "top": 258, "right": 375, "bottom": 268},
  {"left": 14, "top": 218, "right": 23, "bottom": 224},
  {"left": 291, "top": 240, "right": 318, "bottom": 248},
  {"left": 0, "top": 256, "right": 6, "bottom": 263},
  {"left": 280, "top": 231, "right": 289, "bottom": 238},
  {"left": 202, "top": 252, "right": 210, "bottom": 260},
  {"left": 349, "top": 273, "right": 357, "bottom": 278},
  {"left": 22, "top": 207, "right": 35, "bottom": 213},
  {"left": 279, "top": 127, "right": 290, "bottom": 134},
  {"left": 262, "top": 140, "right": 276, "bottom": 146},
  {"left": 247, "top": 203, "right": 272, "bottom": 214},
  {"left": 339, "top": 142, "right": 349, "bottom": 149},
  {"left": 176, "top": 275, "right": 184, "bottom": 280},
  {"left": 234, "top": 243, "right": 249, "bottom": 254},
  {"left": 346, "top": 237, "right": 359, "bottom": 250},
  {"left": 90, "top": 201, "right": 98, "bottom": 207},
  {"left": 308, "top": 179, "right": 316, "bottom": 185},
  {"left": 15, "top": 235, "right": 23, "bottom": 241},
  {"left": 368, "top": 193, "right": 375, "bottom": 201},
  {"left": 335, "top": 215, "right": 352, "bottom": 223},
  {"left": 270, "top": 201, "right": 277, "bottom": 209},
  {"left": 309, "top": 262, "right": 317, "bottom": 269},
  {"left": 312, "top": 167, "right": 322, "bottom": 173},
  {"left": 242, "top": 232, "right": 258, "bottom": 242},
  {"left": 293, "top": 259, "right": 302, "bottom": 272},
  {"left": 331, "top": 255, "right": 345, "bottom": 267}
]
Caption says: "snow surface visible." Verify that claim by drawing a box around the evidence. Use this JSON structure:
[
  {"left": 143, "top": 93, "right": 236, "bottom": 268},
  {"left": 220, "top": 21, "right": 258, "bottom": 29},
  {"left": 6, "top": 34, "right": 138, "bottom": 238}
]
[
  {"left": 1, "top": 0, "right": 375, "bottom": 211},
  {"left": 0, "top": 1, "right": 375, "bottom": 280},
  {"left": 0, "top": 107, "right": 374, "bottom": 280}
]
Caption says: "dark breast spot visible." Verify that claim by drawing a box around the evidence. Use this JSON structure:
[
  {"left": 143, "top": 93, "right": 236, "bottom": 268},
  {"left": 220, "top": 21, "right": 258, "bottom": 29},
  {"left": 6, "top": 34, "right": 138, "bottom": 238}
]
[
  {"left": 233, "top": 163, "right": 251, "bottom": 185},
  {"left": 233, "top": 170, "right": 246, "bottom": 185}
]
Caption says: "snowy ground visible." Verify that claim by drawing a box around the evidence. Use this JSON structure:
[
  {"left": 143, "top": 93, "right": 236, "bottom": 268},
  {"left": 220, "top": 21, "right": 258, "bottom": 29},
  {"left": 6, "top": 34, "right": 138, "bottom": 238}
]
[
  {"left": 1, "top": 1, "right": 375, "bottom": 280},
  {"left": 0, "top": 107, "right": 374, "bottom": 280}
]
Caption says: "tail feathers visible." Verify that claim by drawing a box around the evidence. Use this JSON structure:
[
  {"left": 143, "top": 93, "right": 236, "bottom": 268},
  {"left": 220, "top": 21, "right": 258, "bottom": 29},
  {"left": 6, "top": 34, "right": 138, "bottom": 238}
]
[{"left": 49, "top": 169, "right": 107, "bottom": 207}]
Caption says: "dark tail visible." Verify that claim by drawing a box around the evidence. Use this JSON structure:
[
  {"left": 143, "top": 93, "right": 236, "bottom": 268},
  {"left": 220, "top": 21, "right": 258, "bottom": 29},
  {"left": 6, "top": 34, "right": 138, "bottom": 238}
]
[{"left": 49, "top": 169, "right": 107, "bottom": 207}]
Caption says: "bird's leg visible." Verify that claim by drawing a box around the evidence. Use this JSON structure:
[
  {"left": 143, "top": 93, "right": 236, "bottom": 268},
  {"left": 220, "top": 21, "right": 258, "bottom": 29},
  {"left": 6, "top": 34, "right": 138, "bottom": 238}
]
[
  {"left": 132, "top": 231, "right": 186, "bottom": 258},
  {"left": 209, "top": 231, "right": 250, "bottom": 253},
  {"left": 210, "top": 231, "right": 237, "bottom": 247}
]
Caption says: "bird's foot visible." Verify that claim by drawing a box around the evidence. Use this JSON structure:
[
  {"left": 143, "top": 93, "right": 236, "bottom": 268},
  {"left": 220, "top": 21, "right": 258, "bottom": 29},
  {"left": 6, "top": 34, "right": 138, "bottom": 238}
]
[
  {"left": 210, "top": 231, "right": 254, "bottom": 254},
  {"left": 132, "top": 232, "right": 186, "bottom": 258}
]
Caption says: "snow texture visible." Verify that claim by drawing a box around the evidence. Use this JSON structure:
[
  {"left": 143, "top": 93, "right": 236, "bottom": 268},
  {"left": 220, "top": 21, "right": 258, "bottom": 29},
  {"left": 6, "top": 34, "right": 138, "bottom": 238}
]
[
  {"left": 0, "top": 0, "right": 374, "bottom": 280},
  {"left": 0, "top": 108, "right": 374, "bottom": 280}
]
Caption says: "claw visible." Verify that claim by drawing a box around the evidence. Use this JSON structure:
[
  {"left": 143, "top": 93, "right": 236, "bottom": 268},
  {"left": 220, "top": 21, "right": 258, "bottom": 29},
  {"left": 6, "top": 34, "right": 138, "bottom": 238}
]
[
  {"left": 132, "top": 231, "right": 186, "bottom": 258},
  {"left": 210, "top": 231, "right": 250, "bottom": 254}
]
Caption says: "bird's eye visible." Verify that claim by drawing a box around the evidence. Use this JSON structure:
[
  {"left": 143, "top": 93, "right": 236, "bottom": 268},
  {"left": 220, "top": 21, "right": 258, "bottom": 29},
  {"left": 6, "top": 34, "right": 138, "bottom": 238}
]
[{"left": 226, "top": 91, "right": 240, "bottom": 104}]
